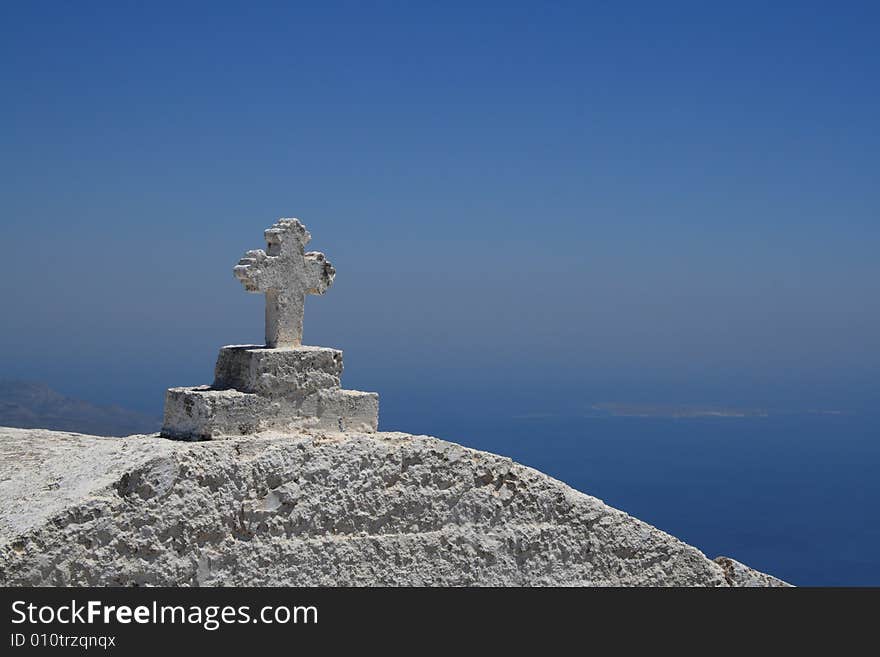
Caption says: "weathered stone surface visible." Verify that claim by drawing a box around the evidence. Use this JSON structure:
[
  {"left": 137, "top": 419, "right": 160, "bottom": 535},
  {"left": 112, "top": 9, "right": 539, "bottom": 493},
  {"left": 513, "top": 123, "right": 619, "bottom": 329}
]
[
  {"left": 234, "top": 219, "right": 335, "bottom": 348},
  {"left": 161, "top": 387, "right": 378, "bottom": 439},
  {"left": 161, "top": 387, "right": 269, "bottom": 440},
  {"left": 0, "top": 426, "right": 787, "bottom": 586},
  {"left": 312, "top": 389, "right": 379, "bottom": 433},
  {"left": 714, "top": 556, "right": 790, "bottom": 587},
  {"left": 214, "top": 345, "right": 343, "bottom": 397}
]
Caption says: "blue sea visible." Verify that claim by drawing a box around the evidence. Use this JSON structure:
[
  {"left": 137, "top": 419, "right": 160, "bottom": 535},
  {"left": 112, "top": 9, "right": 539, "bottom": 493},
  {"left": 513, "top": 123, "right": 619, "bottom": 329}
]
[{"left": 383, "top": 407, "right": 879, "bottom": 586}]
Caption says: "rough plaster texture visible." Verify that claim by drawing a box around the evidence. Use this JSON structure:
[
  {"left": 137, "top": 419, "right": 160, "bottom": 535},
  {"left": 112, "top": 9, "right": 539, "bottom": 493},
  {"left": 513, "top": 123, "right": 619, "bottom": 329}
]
[
  {"left": 162, "top": 387, "right": 378, "bottom": 440},
  {"left": 0, "top": 427, "right": 788, "bottom": 587},
  {"left": 233, "top": 218, "right": 334, "bottom": 348},
  {"left": 161, "top": 387, "right": 269, "bottom": 440},
  {"left": 214, "top": 345, "right": 343, "bottom": 397}
]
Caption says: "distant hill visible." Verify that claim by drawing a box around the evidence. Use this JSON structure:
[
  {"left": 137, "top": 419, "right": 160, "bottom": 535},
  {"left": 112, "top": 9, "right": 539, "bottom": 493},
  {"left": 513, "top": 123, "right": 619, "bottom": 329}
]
[{"left": 0, "top": 381, "right": 160, "bottom": 437}]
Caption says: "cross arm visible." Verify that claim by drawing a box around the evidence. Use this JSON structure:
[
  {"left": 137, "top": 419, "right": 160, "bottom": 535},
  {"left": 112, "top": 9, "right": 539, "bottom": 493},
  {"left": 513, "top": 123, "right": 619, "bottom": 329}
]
[
  {"left": 304, "top": 251, "right": 336, "bottom": 295},
  {"left": 234, "top": 249, "right": 273, "bottom": 292}
]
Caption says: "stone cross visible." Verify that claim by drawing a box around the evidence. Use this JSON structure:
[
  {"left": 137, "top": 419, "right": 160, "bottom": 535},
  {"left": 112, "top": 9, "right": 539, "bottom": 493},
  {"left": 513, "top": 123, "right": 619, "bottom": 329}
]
[{"left": 234, "top": 218, "right": 335, "bottom": 348}]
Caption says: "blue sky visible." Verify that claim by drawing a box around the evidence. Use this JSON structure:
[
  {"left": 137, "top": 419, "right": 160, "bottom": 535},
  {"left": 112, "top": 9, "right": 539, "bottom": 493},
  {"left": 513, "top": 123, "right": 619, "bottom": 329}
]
[{"left": 1, "top": 1, "right": 878, "bottom": 417}]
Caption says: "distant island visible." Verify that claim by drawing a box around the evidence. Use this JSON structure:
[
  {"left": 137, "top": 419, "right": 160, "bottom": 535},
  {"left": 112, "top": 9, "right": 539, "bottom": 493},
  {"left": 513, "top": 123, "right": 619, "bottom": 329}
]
[
  {"left": 591, "top": 402, "right": 770, "bottom": 419},
  {"left": 0, "top": 381, "right": 160, "bottom": 437}
]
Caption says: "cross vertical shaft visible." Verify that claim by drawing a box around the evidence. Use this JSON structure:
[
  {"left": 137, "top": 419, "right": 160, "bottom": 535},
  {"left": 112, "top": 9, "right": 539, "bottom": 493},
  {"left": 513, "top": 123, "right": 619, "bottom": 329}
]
[{"left": 265, "top": 289, "right": 304, "bottom": 348}]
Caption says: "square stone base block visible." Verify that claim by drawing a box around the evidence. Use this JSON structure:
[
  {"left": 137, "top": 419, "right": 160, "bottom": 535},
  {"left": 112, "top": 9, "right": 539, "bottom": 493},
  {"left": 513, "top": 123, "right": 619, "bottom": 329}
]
[
  {"left": 161, "top": 385, "right": 378, "bottom": 440},
  {"left": 213, "top": 344, "right": 343, "bottom": 397}
]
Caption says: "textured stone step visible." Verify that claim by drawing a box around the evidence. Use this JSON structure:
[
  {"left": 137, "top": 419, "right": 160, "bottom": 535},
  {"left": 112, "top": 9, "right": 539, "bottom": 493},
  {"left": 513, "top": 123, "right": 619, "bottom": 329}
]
[
  {"left": 162, "top": 385, "right": 378, "bottom": 440},
  {"left": 213, "top": 344, "right": 343, "bottom": 397}
]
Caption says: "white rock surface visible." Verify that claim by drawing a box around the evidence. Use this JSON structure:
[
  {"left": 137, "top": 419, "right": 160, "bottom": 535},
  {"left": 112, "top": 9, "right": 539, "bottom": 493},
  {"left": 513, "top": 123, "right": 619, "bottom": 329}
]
[{"left": 0, "top": 427, "right": 787, "bottom": 586}]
